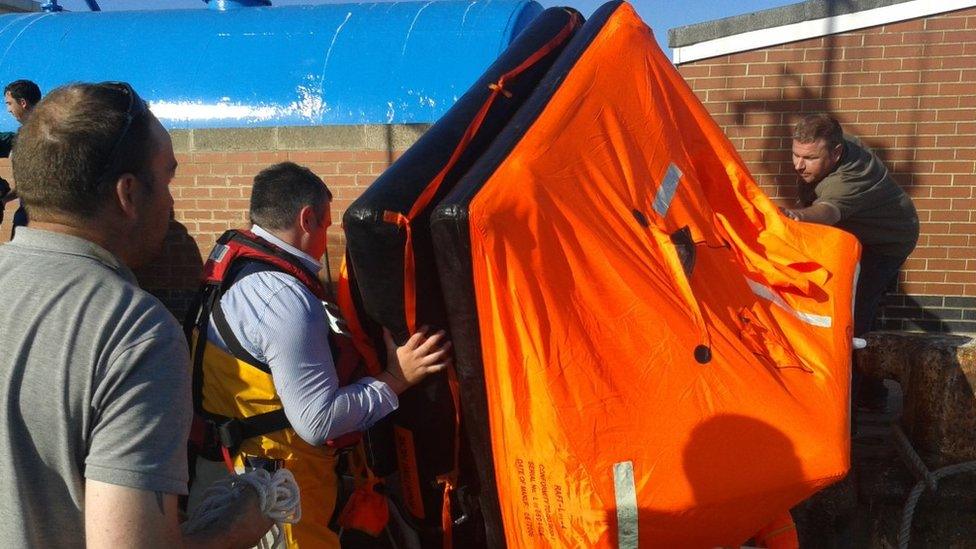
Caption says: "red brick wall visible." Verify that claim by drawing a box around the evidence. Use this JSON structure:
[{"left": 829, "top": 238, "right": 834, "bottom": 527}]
[
  {"left": 0, "top": 128, "right": 417, "bottom": 318},
  {"left": 161, "top": 149, "right": 392, "bottom": 279},
  {"left": 676, "top": 7, "right": 976, "bottom": 332}
]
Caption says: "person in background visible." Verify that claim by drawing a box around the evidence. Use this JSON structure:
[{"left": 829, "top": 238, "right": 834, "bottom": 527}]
[
  {"left": 3, "top": 79, "right": 40, "bottom": 127},
  {"left": 0, "top": 79, "right": 42, "bottom": 235},
  {"left": 781, "top": 113, "right": 920, "bottom": 547}
]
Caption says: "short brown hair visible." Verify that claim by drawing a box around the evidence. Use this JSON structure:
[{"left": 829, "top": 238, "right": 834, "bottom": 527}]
[
  {"left": 793, "top": 113, "right": 843, "bottom": 150},
  {"left": 4, "top": 79, "right": 41, "bottom": 107},
  {"left": 249, "top": 162, "right": 332, "bottom": 230},
  {"left": 12, "top": 83, "right": 155, "bottom": 220}
]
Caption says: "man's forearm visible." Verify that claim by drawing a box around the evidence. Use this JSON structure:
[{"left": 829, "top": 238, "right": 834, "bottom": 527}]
[
  {"left": 783, "top": 202, "right": 841, "bottom": 225},
  {"left": 86, "top": 480, "right": 271, "bottom": 549}
]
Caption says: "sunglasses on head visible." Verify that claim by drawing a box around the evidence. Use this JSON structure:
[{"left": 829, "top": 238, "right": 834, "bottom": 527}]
[{"left": 97, "top": 81, "right": 149, "bottom": 185}]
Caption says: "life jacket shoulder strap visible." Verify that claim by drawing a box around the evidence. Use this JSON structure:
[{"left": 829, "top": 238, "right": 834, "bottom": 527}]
[
  {"left": 211, "top": 290, "right": 270, "bottom": 374},
  {"left": 209, "top": 257, "right": 351, "bottom": 375},
  {"left": 194, "top": 228, "right": 329, "bottom": 374}
]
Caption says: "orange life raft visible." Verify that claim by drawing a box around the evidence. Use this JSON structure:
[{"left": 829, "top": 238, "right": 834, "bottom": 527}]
[
  {"left": 340, "top": 0, "right": 859, "bottom": 546},
  {"left": 429, "top": 1, "right": 860, "bottom": 546}
]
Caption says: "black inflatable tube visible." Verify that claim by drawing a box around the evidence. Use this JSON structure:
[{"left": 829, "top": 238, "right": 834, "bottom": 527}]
[
  {"left": 429, "top": 1, "right": 624, "bottom": 546},
  {"left": 341, "top": 7, "right": 585, "bottom": 547}
]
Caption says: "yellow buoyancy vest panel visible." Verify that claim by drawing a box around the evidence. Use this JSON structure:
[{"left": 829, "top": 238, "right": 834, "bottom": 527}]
[{"left": 199, "top": 339, "right": 340, "bottom": 549}]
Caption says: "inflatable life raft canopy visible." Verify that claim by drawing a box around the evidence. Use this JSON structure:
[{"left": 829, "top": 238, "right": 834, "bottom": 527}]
[{"left": 343, "top": 1, "right": 861, "bottom": 547}]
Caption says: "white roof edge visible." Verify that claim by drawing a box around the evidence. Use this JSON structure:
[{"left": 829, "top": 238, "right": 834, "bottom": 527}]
[{"left": 673, "top": 0, "right": 976, "bottom": 64}]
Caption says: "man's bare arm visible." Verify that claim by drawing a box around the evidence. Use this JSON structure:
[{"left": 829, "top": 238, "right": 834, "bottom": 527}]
[
  {"left": 781, "top": 202, "right": 841, "bottom": 225},
  {"left": 85, "top": 480, "right": 182, "bottom": 549},
  {"left": 85, "top": 479, "right": 271, "bottom": 549}
]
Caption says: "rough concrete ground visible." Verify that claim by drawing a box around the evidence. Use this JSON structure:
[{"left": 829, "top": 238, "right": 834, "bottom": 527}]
[{"left": 796, "top": 380, "right": 976, "bottom": 548}]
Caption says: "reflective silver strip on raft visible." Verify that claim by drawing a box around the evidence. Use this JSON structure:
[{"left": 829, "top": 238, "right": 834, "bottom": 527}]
[
  {"left": 613, "top": 460, "right": 638, "bottom": 549},
  {"left": 653, "top": 163, "right": 683, "bottom": 217}
]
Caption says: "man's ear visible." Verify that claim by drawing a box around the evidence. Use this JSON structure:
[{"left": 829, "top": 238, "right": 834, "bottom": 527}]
[
  {"left": 298, "top": 204, "right": 317, "bottom": 234},
  {"left": 17, "top": 98, "right": 27, "bottom": 110},
  {"left": 831, "top": 143, "right": 843, "bottom": 164},
  {"left": 113, "top": 173, "right": 140, "bottom": 219}
]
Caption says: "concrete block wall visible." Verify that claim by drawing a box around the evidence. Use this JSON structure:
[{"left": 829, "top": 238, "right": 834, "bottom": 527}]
[
  {"left": 675, "top": 7, "right": 976, "bottom": 333},
  {"left": 0, "top": 124, "right": 428, "bottom": 318}
]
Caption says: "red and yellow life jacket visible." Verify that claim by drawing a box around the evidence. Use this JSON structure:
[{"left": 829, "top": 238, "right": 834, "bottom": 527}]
[{"left": 186, "top": 229, "right": 368, "bottom": 548}]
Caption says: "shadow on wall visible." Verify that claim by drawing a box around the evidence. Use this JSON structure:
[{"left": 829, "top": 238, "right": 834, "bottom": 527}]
[
  {"left": 722, "top": 0, "right": 935, "bottom": 327},
  {"left": 134, "top": 218, "right": 203, "bottom": 321}
]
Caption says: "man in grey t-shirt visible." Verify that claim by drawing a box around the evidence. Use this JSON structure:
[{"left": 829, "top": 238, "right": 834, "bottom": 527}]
[{"left": 0, "top": 83, "right": 267, "bottom": 548}]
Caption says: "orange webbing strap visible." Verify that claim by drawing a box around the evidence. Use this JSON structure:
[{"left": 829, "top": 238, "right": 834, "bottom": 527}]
[
  {"left": 753, "top": 512, "right": 799, "bottom": 549},
  {"left": 435, "top": 364, "right": 463, "bottom": 549},
  {"left": 384, "top": 12, "right": 581, "bottom": 334},
  {"left": 381, "top": 211, "right": 418, "bottom": 334},
  {"left": 337, "top": 443, "right": 390, "bottom": 536},
  {"left": 336, "top": 259, "right": 384, "bottom": 376},
  {"left": 405, "top": 10, "right": 580, "bottom": 223}
]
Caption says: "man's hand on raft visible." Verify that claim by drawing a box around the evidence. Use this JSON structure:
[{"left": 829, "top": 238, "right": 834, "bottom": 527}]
[{"left": 379, "top": 327, "right": 453, "bottom": 394}]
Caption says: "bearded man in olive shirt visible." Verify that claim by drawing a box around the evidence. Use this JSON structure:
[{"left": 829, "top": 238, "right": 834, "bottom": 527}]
[
  {"left": 783, "top": 113, "right": 918, "bottom": 407},
  {"left": 783, "top": 113, "right": 918, "bottom": 333}
]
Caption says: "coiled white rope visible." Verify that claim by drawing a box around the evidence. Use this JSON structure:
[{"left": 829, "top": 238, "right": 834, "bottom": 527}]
[{"left": 182, "top": 468, "right": 302, "bottom": 547}]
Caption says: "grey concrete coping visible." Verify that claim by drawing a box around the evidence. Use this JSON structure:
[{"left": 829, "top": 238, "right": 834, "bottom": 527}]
[
  {"left": 168, "top": 124, "right": 432, "bottom": 153},
  {"left": 669, "top": 0, "right": 914, "bottom": 48},
  {"left": 0, "top": 0, "right": 40, "bottom": 13}
]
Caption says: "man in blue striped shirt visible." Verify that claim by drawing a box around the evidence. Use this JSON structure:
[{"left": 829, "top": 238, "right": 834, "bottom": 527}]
[{"left": 193, "top": 161, "right": 452, "bottom": 547}]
